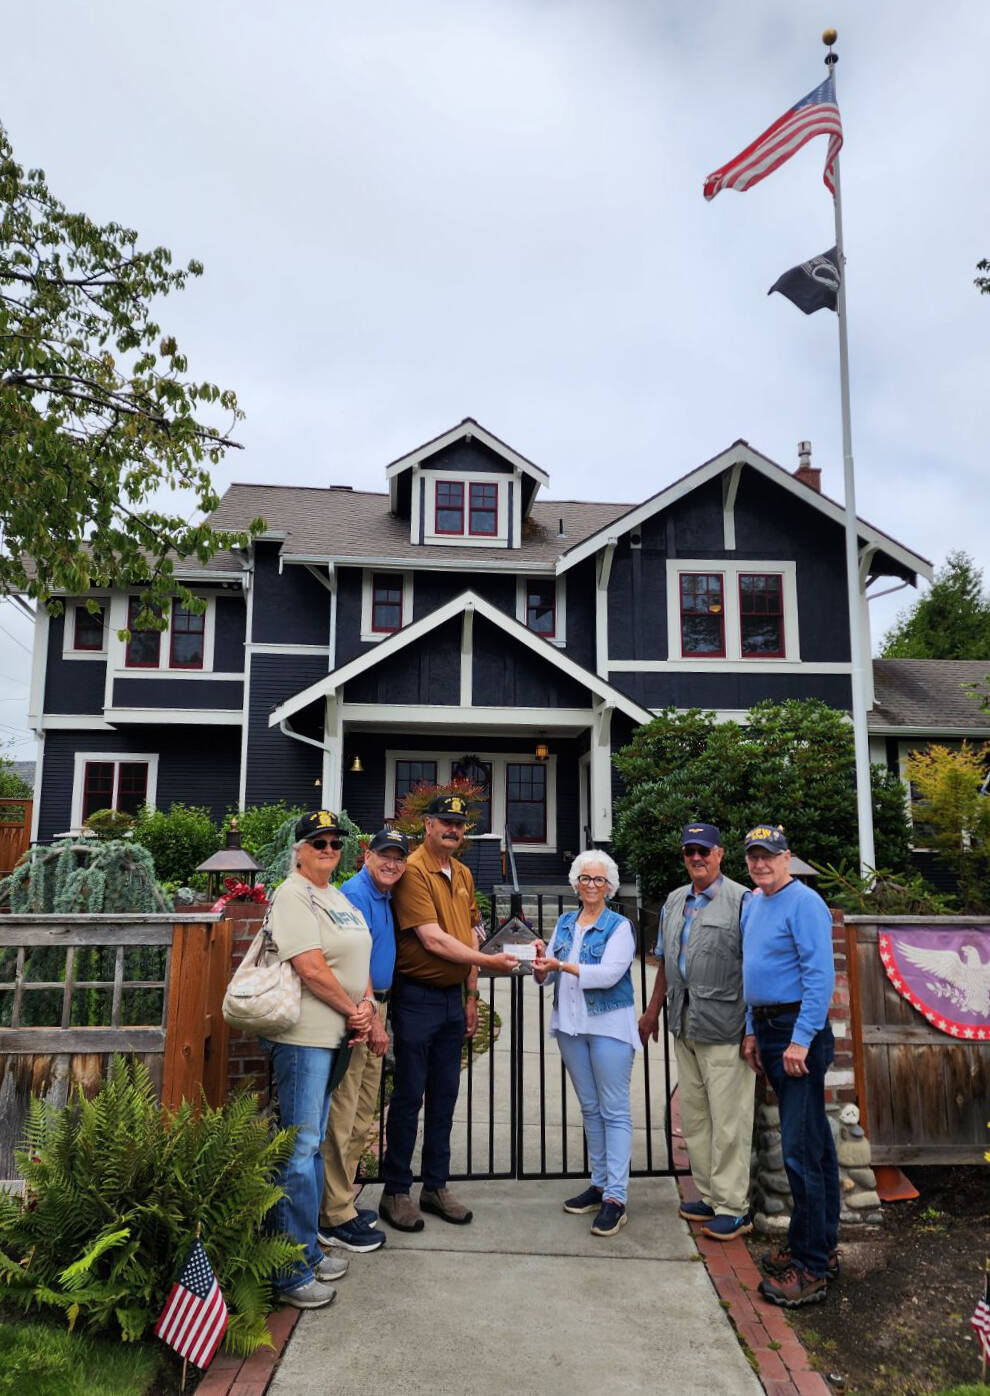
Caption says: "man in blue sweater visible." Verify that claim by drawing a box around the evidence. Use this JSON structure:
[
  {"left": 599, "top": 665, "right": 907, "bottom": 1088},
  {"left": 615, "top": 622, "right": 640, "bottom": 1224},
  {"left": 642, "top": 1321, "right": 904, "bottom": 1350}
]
[{"left": 740, "top": 824, "right": 840, "bottom": 1309}]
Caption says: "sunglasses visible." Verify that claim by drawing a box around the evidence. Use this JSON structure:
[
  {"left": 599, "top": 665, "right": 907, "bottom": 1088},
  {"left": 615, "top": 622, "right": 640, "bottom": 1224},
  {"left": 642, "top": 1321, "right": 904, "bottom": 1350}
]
[
  {"left": 683, "top": 845, "right": 714, "bottom": 857},
  {"left": 308, "top": 837, "right": 344, "bottom": 851}
]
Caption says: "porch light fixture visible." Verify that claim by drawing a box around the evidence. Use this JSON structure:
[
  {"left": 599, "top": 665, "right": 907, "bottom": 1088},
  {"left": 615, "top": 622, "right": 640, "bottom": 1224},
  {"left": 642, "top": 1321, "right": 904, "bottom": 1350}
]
[
  {"left": 349, "top": 755, "right": 364, "bottom": 773},
  {"left": 534, "top": 741, "right": 549, "bottom": 763}
]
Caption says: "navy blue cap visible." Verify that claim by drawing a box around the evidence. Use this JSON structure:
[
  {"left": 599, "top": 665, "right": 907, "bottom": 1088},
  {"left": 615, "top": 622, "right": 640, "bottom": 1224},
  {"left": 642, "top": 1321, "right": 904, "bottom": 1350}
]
[
  {"left": 681, "top": 822, "right": 722, "bottom": 850},
  {"left": 295, "top": 809, "right": 343, "bottom": 841},
  {"left": 425, "top": 794, "right": 470, "bottom": 822},
  {"left": 744, "top": 824, "right": 789, "bottom": 853},
  {"left": 368, "top": 827, "right": 409, "bottom": 856}
]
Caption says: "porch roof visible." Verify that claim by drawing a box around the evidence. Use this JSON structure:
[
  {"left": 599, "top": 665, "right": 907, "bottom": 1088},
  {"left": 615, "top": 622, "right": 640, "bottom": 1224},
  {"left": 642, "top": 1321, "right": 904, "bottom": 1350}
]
[{"left": 267, "top": 590, "right": 653, "bottom": 728}]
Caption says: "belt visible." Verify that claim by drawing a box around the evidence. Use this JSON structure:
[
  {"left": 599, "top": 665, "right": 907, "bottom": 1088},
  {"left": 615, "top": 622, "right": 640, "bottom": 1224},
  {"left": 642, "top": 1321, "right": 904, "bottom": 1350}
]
[
  {"left": 751, "top": 1001, "right": 801, "bottom": 1021},
  {"left": 373, "top": 991, "right": 390, "bottom": 1003}
]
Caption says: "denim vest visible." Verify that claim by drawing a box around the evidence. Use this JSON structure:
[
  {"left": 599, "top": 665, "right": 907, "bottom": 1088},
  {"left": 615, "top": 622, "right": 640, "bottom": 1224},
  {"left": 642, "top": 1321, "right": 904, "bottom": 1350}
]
[{"left": 552, "top": 907, "right": 634, "bottom": 1015}]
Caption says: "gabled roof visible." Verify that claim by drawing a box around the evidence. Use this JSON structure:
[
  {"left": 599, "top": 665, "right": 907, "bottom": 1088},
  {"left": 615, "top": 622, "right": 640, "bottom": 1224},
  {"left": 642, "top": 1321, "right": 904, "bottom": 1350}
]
[
  {"left": 383, "top": 417, "right": 550, "bottom": 489},
  {"left": 870, "top": 660, "right": 990, "bottom": 735},
  {"left": 554, "top": 439, "right": 933, "bottom": 583},
  {"left": 267, "top": 590, "right": 653, "bottom": 727}
]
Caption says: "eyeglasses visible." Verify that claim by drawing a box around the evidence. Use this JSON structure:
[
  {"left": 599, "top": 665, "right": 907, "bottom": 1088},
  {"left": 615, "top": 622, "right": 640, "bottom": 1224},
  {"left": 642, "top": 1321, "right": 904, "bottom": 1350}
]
[
  {"left": 576, "top": 875, "right": 608, "bottom": 887},
  {"left": 745, "top": 850, "right": 783, "bottom": 863},
  {"left": 683, "top": 845, "right": 714, "bottom": 858},
  {"left": 309, "top": 838, "right": 344, "bottom": 851}
]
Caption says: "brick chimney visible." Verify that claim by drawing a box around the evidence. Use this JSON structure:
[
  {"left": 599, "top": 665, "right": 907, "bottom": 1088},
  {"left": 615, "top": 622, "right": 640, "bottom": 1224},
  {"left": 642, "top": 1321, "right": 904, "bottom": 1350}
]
[{"left": 794, "top": 440, "right": 821, "bottom": 492}]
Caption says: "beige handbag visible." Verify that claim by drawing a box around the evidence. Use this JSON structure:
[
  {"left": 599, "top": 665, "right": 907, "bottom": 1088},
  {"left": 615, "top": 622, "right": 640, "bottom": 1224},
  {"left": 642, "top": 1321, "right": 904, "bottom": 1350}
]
[{"left": 222, "top": 912, "right": 301, "bottom": 1036}]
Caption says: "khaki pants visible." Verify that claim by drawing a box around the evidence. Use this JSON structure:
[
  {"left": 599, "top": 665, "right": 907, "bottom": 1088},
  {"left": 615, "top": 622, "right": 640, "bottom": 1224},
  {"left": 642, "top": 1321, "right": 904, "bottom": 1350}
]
[
  {"left": 319, "top": 1001, "right": 387, "bottom": 1228},
  {"left": 674, "top": 1035, "right": 755, "bottom": 1217}
]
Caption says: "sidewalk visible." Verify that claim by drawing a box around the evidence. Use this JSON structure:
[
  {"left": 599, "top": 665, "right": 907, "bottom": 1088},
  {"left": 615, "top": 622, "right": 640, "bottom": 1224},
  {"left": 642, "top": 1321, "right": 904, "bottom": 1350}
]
[{"left": 268, "top": 1177, "right": 764, "bottom": 1396}]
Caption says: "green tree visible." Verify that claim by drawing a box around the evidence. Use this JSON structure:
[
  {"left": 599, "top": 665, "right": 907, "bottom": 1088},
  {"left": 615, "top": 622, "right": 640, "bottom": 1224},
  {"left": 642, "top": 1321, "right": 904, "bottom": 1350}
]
[
  {"left": 879, "top": 551, "right": 990, "bottom": 659},
  {"left": 0, "top": 121, "right": 264, "bottom": 620},
  {"left": 976, "top": 256, "right": 990, "bottom": 294},
  {"left": 611, "top": 699, "right": 913, "bottom": 904},
  {"left": 905, "top": 742, "right": 990, "bottom": 912},
  {"left": 0, "top": 747, "right": 31, "bottom": 798}
]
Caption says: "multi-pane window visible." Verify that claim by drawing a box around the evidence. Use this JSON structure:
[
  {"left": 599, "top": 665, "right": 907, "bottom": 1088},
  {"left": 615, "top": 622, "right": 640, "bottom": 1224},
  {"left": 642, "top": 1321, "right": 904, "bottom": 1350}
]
[
  {"left": 739, "top": 574, "right": 784, "bottom": 657},
  {"left": 435, "top": 481, "right": 464, "bottom": 534},
  {"left": 124, "top": 598, "right": 161, "bottom": 668},
  {"left": 468, "top": 483, "right": 497, "bottom": 536},
  {"left": 452, "top": 757, "right": 492, "bottom": 835},
  {"left": 169, "top": 602, "right": 205, "bottom": 668},
  {"left": 395, "top": 760, "right": 437, "bottom": 806},
  {"left": 506, "top": 763, "right": 546, "bottom": 843},
  {"left": 82, "top": 760, "right": 149, "bottom": 821},
  {"left": 372, "top": 575, "right": 403, "bottom": 632},
  {"left": 680, "top": 574, "right": 725, "bottom": 657},
  {"left": 526, "top": 582, "right": 556, "bottom": 637},
  {"left": 73, "top": 604, "right": 105, "bottom": 651}
]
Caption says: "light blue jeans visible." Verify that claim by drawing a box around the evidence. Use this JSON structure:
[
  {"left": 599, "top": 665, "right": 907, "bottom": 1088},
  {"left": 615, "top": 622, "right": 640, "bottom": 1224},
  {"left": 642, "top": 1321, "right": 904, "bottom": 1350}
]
[
  {"left": 556, "top": 1031, "right": 635, "bottom": 1204},
  {"left": 260, "top": 1039, "right": 338, "bottom": 1293}
]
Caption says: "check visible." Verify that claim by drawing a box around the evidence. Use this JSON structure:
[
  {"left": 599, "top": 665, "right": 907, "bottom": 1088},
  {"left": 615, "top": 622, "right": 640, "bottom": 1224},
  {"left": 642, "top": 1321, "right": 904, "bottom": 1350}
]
[{"left": 504, "top": 942, "right": 538, "bottom": 962}]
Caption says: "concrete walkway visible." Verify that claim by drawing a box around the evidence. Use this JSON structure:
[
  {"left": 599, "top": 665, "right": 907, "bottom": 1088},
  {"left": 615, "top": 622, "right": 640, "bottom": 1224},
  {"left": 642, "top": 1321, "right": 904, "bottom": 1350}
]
[{"left": 269, "top": 1178, "right": 763, "bottom": 1396}]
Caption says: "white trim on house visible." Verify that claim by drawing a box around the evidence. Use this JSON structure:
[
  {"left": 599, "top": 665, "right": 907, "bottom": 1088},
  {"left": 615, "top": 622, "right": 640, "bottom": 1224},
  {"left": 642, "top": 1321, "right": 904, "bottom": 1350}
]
[
  {"left": 103, "top": 708, "right": 243, "bottom": 725},
  {"left": 420, "top": 469, "right": 511, "bottom": 548},
  {"left": 280, "top": 551, "right": 554, "bottom": 574},
  {"left": 664, "top": 558, "right": 801, "bottom": 663},
  {"left": 555, "top": 441, "right": 934, "bottom": 583},
  {"left": 30, "top": 734, "right": 44, "bottom": 842},
  {"left": 104, "top": 591, "right": 219, "bottom": 676},
  {"left": 612, "top": 660, "right": 852, "bottom": 674},
  {"left": 722, "top": 462, "right": 742, "bottom": 551},
  {"left": 41, "top": 715, "right": 117, "bottom": 731},
  {"left": 238, "top": 555, "right": 256, "bottom": 810},
  {"left": 595, "top": 544, "right": 615, "bottom": 679},
  {"left": 360, "top": 569, "right": 414, "bottom": 643},
  {"left": 515, "top": 575, "right": 566, "bottom": 646},
  {"left": 60, "top": 597, "right": 111, "bottom": 661},
  {"left": 69, "top": 751, "right": 160, "bottom": 832},
  {"left": 267, "top": 591, "right": 653, "bottom": 729},
  {"left": 341, "top": 703, "right": 595, "bottom": 729},
  {"left": 27, "top": 607, "right": 49, "bottom": 732},
  {"left": 246, "top": 643, "right": 332, "bottom": 655},
  {"left": 383, "top": 418, "right": 549, "bottom": 489}
]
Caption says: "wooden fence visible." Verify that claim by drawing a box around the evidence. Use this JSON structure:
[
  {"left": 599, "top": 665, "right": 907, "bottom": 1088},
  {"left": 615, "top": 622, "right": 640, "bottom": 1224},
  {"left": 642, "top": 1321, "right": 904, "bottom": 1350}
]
[
  {"left": 0, "top": 914, "right": 231, "bottom": 1180},
  {"left": 846, "top": 916, "right": 990, "bottom": 1165},
  {"left": 0, "top": 799, "right": 32, "bottom": 876}
]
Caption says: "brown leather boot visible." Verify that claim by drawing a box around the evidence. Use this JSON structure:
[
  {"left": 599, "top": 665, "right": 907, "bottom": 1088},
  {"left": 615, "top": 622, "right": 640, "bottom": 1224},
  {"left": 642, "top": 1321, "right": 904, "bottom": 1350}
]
[
  {"left": 379, "top": 1192, "right": 425, "bottom": 1232},
  {"left": 419, "top": 1186, "right": 473, "bottom": 1224}
]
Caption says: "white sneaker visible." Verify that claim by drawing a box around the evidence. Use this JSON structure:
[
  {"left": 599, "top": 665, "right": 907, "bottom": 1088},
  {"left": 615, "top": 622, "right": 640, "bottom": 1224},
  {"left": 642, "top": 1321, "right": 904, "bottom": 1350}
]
[
  {"left": 281, "top": 1278, "right": 337, "bottom": 1309},
  {"left": 316, "top": 1253, "right": 349, "bottom": 1281}
]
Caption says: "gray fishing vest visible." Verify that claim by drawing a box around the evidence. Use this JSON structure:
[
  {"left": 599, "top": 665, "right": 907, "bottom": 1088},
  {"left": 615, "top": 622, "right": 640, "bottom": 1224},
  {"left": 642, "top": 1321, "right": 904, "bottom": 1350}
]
[{"left": 661, "top": 876, "right": 747, "bottom": 1043}]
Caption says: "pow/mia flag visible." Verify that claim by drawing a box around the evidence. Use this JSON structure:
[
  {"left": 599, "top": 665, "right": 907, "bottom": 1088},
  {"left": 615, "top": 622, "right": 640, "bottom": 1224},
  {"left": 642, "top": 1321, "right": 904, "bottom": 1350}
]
[{"left": 768, "top": 246, "right": 840, "bottom": 314}]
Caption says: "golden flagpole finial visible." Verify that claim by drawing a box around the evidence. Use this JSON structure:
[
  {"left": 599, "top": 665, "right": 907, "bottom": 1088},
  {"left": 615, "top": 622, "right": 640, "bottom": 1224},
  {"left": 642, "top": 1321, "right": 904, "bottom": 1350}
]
[{"left": 822, "top": 28, "right": 837, "bottom": 46}]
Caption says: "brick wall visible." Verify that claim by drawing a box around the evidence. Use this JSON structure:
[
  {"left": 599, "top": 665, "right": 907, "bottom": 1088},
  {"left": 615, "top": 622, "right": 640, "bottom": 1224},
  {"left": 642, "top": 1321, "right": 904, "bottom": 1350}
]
[{"left": 224, "top": 904, "right": 272, "bottom": 1100}]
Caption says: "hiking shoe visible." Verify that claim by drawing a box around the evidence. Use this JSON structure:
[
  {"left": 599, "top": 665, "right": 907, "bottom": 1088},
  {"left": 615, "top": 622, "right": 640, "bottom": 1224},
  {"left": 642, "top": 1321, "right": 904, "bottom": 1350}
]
[
  {"left": 763, "top": 1246, "right": 840, "bottom": 1284},
  {"left": 702, "top": 1214, "right": 753, "bottom": 1241},
  {"left": 758, "top": 1266, "right": 827, "bottom": 1308},
  {"left": 379, "top": 1191, "right": 425, "bottom": 1232},
  {"left": 590, "top": 1199, "right": 628, "bottom": 1236},
  {"left": 563, "top": 1184, "right": 604, "bottom": 1214},
  {"left": 315, "top": 1253, "right": 349, "bottom": 1281},
  {"left": 678, "top": 1199, "right": 716, "bottom": 1222},
  {"left": 281, "top": 1278, "right": 337, "bottom": 1310},
  {"left": 318, "top": 1216, "right": 387, "bottom": 1252},
  {"left": 420, "top": 1187, "right": 473, "bottom": 1225}
]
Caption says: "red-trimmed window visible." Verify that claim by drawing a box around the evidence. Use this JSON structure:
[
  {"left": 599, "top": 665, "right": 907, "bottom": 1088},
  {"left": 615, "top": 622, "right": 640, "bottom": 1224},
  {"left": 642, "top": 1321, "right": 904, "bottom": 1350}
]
[
  {"left": 372, "top": 575, "right": 403, "bottom": 633},
  {"left": 506, "top": 763, "right": 546, "bottom": 843},
  {"left": 739, "top": 573, "right": 785, "bottom": 657},
  {"left": 125, "top": 598, "right": 161, "bottom": 668},
  {"left": 82, "top": 760, "right": 148, "bottom": 821},
  {"left": 679, "top": 573, "right": 725, "bottom": 657},
  {"left": 169, "top": 602, "right": 205, "bottom": 669},
  {"left": 469, "top": 483, "right": 497, "bottom": 536},
  {"left": 526, "top": 582, "right": 556, "bottom": 637},
  {"left": 435, "top": 481, "right": 464, "bottom": 534},
  {"left": 73, "top": 604, "right": 105, "bottom": 651}
]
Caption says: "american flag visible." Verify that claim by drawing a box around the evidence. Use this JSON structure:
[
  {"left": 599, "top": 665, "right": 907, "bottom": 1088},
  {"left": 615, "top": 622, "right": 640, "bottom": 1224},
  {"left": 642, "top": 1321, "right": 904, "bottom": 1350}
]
[
  {"left": 154, "top": 1238, "right": 229, "bottom": 1370},
  {"left": 972, "top": 1270, "right": 990, "bottom": 1363},
  {"left": 703, "top": 76, "right": 843, "bottom": 200}
]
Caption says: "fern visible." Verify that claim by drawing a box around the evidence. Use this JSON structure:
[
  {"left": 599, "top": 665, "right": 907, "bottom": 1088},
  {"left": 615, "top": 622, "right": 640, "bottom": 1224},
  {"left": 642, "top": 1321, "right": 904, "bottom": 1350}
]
[{"left": 0, "top": 1057, "right": 300, "bottom": 1354}]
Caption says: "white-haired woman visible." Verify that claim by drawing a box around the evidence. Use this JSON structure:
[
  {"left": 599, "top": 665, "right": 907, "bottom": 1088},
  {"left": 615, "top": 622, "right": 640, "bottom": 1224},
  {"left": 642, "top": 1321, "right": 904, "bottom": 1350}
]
[{"left": 533, "top": 851, "right": 640, "bottom": 1236}]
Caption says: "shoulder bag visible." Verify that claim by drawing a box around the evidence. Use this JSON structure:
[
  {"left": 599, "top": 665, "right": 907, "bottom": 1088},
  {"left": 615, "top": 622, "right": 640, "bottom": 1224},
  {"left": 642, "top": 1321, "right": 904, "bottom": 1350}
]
[{"left": 222, "top": 908, "right": 302, "bottom": 1036}]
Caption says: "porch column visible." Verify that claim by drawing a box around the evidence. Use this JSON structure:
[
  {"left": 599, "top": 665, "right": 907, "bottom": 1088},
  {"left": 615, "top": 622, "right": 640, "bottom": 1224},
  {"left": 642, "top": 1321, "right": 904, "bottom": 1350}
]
[
  {"left": 589, "top": 700, "right": 614, "bottom": 842},
  {"left": 323, "top": 694, "right": 343, "bottom": 812}
]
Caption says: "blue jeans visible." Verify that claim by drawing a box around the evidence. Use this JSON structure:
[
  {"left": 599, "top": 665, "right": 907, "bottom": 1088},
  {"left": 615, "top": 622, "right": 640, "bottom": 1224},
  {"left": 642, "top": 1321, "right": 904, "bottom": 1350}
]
[
  {"left": 754, "top": 1014, "right": 840, "bottom": 1278},
  {"left": 261, "top": 1038, "right": 338, "bottom": 1294},
  {"left": 382, "top": 977, "right": 465, "bottom": 1195},
  {"left": 556, "top": 1032, "right": 635, "bottom": 1204}
]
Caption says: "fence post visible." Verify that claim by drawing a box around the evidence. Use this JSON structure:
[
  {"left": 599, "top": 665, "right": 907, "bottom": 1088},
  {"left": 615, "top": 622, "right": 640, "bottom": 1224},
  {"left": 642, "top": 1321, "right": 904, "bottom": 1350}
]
[
  {"left": 201, "top": 918, "right": 232, "bottom": 1109},
  {"left": 161, "top": 922, "right": 212, "bottom": 1110}
]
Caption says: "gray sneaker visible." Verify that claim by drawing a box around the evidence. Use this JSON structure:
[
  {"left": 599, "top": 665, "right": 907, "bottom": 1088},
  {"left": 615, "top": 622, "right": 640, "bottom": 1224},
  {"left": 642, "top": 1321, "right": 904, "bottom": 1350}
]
[
  {"left": 281, "top": 1278, "right": 337, "bottom": 1309},
  {"left": 420, "top": 1186, "right": 473, "bottom": 1225},
  {"left": 316, "top": 1252, "right": 349, "bottom": 1281}
]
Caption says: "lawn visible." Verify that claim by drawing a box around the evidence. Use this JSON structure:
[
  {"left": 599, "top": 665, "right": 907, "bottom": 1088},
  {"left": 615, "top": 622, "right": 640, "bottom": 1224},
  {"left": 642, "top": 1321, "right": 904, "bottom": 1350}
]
[{"left": 0, "top": 1316, "right": 182, "bottom": 1395}]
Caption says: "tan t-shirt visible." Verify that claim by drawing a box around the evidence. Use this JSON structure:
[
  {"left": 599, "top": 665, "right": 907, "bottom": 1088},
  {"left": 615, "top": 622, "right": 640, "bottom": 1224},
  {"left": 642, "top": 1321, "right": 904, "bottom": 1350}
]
[
  {"left": 390, "top": 842, "right": 478, "bottom": 988},
  {"left": 267, "top": 871, "right": 371, "bottom": 1047}
]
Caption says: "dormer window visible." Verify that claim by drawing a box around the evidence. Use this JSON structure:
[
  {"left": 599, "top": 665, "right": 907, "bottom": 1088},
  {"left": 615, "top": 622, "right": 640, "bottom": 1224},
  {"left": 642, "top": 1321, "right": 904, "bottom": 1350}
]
[
  {"left": 469, "top": 483, "right": 497, "bottom": 536},
  {"left": 423, "top": 474, "right": 507, "bottom": 544},
  {"left": 435, "top": 482, "right": 464, "bottom": 534}
]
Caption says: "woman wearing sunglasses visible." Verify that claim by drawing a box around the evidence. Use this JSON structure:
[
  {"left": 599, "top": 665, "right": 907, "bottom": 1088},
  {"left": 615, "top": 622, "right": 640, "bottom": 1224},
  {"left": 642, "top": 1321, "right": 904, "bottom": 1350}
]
[
  {"left": 260, "top": 810, "right": 374, "bottom": 1309},
  {"left": 533, "top": 850, "right": 640, "bottom": 1236}
]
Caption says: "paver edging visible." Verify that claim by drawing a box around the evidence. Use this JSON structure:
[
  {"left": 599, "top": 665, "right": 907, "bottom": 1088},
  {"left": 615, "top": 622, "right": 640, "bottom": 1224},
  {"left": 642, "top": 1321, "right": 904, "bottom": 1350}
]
[{"left": 193, "top": 1307, "right": 300, "bottom": 1395}]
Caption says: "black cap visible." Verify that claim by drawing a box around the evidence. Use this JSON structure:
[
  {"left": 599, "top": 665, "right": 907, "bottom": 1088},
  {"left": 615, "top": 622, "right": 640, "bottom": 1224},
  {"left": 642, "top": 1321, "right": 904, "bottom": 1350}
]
[
  {"left": 681, "top": 822, "right": 722, "bottom": 850},
  {"left": 425, "top": 794, "right": 470, "bottom": 822},
  {"left": 744, "top": 824, "right": 789, "bottom": 853},
  {"left": 367, "top": 827, "right": 409, "bottom": 856},
  {"left": 294, "top": 810, "right": 343, "bottom": 842}
]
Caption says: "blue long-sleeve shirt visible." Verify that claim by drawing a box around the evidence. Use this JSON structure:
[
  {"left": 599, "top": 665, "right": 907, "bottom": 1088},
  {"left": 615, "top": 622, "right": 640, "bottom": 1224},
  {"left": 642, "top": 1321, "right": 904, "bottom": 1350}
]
[
  {"left": 340, "top": 865, "right": 397, "bottom": 992},
  {"left": 741, "top": 879, "right": 834, "bottom": 1047}
]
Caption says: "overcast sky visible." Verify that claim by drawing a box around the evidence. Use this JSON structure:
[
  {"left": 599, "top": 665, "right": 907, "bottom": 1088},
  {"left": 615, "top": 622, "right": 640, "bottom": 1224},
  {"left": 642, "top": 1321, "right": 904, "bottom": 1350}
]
[{"left": 3, "top": 1, "right": 989, "bottom": 762}]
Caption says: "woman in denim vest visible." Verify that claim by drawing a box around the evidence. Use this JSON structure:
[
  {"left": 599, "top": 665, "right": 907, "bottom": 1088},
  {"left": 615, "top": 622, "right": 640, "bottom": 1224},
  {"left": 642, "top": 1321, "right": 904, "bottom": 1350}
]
[{"left": 533, "top": 851, "right": 640, "bottom": 1235}]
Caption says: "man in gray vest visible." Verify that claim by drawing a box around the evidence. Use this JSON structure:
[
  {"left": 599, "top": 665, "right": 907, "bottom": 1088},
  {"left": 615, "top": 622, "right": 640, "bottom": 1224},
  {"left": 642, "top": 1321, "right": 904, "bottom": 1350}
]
[{"left": 638, "top": 822, "right": 753, "bottom": 1240}]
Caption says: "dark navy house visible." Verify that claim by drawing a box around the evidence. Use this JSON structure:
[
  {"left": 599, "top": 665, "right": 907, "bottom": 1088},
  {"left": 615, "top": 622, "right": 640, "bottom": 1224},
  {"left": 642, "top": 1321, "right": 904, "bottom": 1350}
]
[{"left": 27, "top": 419, "right": 932, "bottom": 884}]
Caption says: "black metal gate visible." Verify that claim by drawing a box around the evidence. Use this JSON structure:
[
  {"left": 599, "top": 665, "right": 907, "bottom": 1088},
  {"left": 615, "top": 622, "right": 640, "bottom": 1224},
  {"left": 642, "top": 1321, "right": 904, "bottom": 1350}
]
[{"left": 362, "top": 895, "right": 685, "bottom": 1184}]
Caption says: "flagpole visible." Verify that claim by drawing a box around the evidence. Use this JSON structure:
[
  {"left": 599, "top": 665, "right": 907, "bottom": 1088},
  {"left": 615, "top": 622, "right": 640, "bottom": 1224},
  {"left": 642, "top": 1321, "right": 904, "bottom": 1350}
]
[{"left": 824, "top": 28, "right": 876, "bottom": 876}]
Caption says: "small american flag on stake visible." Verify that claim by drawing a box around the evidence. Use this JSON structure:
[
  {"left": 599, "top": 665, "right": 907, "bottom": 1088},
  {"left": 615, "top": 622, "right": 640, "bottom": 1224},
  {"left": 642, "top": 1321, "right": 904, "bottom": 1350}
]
[
  {"left": 154, "top": 1237, "right": 229, "bottom": 1371},
  {"left": 703, "top": 75, "right": 843, "bottom": 200},
  {"left": 972, "top": 1265, "right": 990, "bottom": 1365}
]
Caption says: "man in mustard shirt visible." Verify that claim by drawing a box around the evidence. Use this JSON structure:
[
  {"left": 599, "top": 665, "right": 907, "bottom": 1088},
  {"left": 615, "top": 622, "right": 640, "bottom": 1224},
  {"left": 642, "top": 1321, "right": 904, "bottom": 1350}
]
[{"left": 379, "top": 795, "right": 518, "bottom": 1232}]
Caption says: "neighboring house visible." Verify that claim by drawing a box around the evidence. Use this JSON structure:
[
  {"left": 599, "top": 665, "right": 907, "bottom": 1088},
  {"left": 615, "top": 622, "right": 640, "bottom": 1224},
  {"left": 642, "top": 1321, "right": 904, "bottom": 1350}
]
[{"left": 26, "top": 418, "right": 934, "bottom": 886}]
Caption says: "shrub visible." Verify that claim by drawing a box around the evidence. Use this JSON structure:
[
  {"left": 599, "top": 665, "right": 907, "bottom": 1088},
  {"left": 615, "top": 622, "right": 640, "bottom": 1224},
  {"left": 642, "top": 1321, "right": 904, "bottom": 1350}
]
[
  {"left": 256, "top": 807, "right": 364, "bottom": 890},
  {"left": 222, "top": 803, "right": 305, "bottom": 861},
  {"left": 905, "top": 741, "right": 990, "bottom": 912},
  {"left": 132, "top": 803, "right": 221, "bottom": 886},
  {"left": 82, "top": 808, "right": 136, "bottom": 841},
  {"left": 0, "top": 1056, "right": 299, "bottom": 1355},
  {"left": 812, "top": 861, "right": 957, "bottom": 915}
]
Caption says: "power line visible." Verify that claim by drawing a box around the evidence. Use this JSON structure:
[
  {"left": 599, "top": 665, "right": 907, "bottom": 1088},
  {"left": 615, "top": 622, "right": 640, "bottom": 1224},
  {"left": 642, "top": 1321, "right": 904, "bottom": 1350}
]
[{"left": 0, "top": 623, "right": 32, "bottom": 656}]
